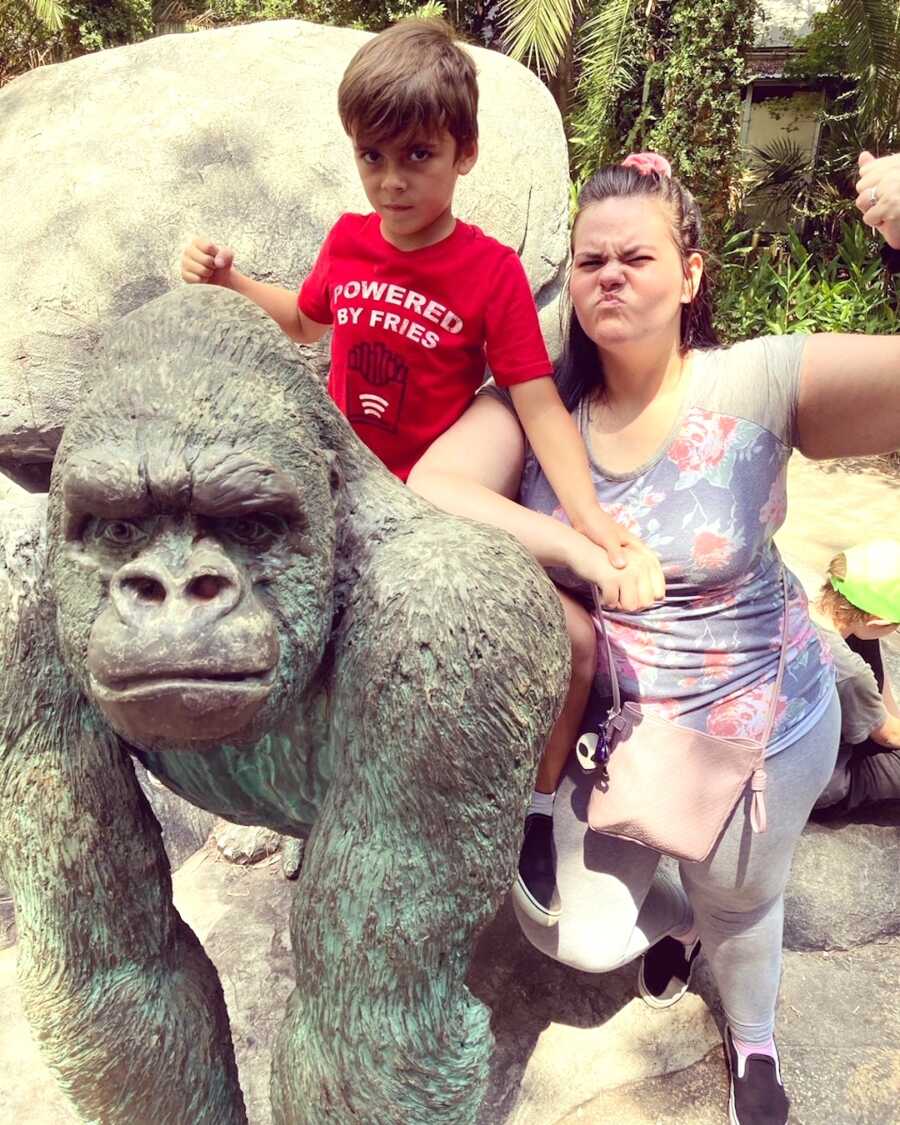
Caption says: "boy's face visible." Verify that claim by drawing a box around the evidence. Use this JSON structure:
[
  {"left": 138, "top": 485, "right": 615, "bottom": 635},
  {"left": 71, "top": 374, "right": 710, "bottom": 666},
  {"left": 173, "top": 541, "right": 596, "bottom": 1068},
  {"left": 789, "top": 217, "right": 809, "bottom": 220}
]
[{"left": 351, "top": 128, "right": 477, "bottom": 252}]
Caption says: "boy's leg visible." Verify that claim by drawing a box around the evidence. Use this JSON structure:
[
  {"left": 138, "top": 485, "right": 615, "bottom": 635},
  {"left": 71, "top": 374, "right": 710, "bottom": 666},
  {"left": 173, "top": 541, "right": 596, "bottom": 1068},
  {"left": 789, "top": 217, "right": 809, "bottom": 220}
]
[
  {"left": 516, "top": 590, "right": 597, "bottom": 924},
  {"left": 516, "top": 754, "right": 691, "bottom": 970},
  {"left": 536, "top": 590, "right": 598, "bottom": 793}
]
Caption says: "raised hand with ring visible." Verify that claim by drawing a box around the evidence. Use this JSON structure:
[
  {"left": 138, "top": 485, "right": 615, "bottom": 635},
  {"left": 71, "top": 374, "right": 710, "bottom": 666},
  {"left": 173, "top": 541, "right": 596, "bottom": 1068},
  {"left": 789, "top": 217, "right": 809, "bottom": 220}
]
[{"left": 855, "top": 151, "right": 900, "bottom": 250}]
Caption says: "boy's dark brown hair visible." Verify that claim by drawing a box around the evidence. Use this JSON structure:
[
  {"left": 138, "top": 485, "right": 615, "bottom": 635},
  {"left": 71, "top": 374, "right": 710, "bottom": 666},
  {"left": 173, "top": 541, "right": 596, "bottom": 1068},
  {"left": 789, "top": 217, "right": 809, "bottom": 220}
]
[
  {"left": 338, "top": 18, "right": 478, "bottom": 152},
  {"left": 820, "top": 552, "right": 872, "bottom": 630}
]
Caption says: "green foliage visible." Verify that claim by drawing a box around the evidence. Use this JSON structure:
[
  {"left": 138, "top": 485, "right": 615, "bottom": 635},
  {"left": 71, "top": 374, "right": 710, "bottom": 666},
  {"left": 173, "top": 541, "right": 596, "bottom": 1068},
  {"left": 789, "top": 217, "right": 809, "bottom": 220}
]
[
  {"left": 1, "top": 0, "right": 154, "bottom": 83},
  {"left": 714, "top": 221, "right": 898, "bottom": 342},
  {"left": 645, "top": 0, "right": 755, "bottom": 232},
  {"left": 785, "top": 0, "right": 900, "bottom": 151},
  {"left": 290, "top": 0, "right": 452, "bottom": 32},
  {"left": 63, "top": 0, "right": 153, "bottom": 52},
  {"left": 567, "top": 0, "right": 636, "bottom": 172},
  {"left": 498, "top": 0, "right": 575, "bottom": 76},
  {"left": 27, "top": 0, "right": 63, "bottom": 30},
  {"left": 742, "top": 124, "right": 863, "bottom": 245},
  {"left": 784, "top": 8, "right": 849, "bottom": 81},
  {"left": 188, "top": 0, "right": 301, "bottom": 24},
  {"left": 0, "top": 0, "right": 54, "bottom": 85},
  {"left": 838, "top": 0, "right": 900, "bottom": 144}
]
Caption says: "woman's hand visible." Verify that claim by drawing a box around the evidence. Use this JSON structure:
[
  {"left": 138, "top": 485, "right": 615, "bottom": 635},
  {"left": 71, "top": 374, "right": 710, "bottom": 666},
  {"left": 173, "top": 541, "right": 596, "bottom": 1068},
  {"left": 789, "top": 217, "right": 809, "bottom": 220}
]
[
  {"left": 855, "top": 152, "right": 900, "bottom": 249},
  {"left": 565, "top": 534, "right": 664, "bottom": 611}
]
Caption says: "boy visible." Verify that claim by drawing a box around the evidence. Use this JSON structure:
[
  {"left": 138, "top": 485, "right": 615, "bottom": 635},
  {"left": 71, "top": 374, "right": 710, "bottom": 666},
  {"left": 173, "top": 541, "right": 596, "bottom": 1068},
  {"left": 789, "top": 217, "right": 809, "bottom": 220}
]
[
  {"left": 181, "top": 18, "right": 650, "bottom": 564},
  {"left": 182, "top": 19, "right": 662, "bottom": 920},
  {"left": 810, "top": 540, "right": 900, "bottom": 816}
]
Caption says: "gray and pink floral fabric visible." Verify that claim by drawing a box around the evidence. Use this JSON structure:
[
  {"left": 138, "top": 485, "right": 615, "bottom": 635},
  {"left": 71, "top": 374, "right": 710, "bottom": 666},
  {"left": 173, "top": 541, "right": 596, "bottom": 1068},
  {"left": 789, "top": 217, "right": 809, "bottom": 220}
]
[{"left": 491, "top": 334, "right": 835, "bottom": 758}]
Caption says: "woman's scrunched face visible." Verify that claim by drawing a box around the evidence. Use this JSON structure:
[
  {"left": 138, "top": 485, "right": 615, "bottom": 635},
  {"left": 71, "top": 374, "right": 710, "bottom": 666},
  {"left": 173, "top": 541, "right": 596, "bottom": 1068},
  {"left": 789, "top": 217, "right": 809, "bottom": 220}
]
[{"left": 570, "top": 196, "right": 694, "bottom": 352}]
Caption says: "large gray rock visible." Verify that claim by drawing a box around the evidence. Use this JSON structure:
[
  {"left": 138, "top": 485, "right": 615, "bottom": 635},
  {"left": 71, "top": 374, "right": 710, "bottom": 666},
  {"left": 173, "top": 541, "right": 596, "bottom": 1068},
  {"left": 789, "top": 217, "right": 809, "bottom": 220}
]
[
  {"left": 784, "top": 813, "right": 900, "bottom": 951},
  {"left": 0, "top": 20, "right": 568, "bottom": 469}
]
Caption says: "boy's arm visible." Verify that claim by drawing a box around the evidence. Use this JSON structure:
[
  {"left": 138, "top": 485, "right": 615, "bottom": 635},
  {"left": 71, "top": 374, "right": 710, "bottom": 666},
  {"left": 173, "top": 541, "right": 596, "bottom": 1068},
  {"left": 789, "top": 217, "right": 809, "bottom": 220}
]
[
  {"left": 483, "top": 253, "right": 656, "bottom": 582},
  {"left": 228, "top": 270, "right": 329, "bottom": 344},
  {"left": 509, "top": 378, "right": 661, "bottom": 592},
  {"left": 180, "top": 237, "right": 329, "bottom": 344}
]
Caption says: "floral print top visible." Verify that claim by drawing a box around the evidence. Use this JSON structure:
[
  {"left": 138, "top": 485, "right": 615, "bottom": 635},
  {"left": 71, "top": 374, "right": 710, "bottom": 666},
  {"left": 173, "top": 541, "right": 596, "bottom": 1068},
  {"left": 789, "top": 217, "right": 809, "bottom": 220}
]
[{"left": 489, "top": 335, "right": 835, "bottom": 757}]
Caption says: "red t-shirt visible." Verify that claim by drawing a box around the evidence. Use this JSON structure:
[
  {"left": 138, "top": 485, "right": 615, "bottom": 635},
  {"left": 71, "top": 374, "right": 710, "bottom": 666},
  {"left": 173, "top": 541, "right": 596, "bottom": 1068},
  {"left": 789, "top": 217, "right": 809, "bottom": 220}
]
[{"left": 298, "top": 213, "right": 552, "bottom": 481}]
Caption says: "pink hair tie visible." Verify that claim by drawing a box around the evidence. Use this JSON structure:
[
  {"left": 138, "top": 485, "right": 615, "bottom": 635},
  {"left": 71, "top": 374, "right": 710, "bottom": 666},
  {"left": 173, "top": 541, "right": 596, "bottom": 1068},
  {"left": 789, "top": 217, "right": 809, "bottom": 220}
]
[{"left": 622, "top": 152, "right": 672, "bottom": 179}]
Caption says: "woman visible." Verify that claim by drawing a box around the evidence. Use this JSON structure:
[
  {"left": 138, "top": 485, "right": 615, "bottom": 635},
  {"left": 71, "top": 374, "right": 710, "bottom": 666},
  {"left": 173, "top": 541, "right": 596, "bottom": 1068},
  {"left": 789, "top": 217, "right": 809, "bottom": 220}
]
[{"left": 408, "top": 150, "right": 900, "bottom": 1124}]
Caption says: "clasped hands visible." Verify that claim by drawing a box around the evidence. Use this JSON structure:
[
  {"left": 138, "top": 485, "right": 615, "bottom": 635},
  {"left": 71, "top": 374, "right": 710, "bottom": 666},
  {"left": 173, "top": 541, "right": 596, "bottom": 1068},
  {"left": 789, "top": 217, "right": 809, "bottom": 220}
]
[{"left": 568, "top": 504, "right": 665, "bottom": 612}]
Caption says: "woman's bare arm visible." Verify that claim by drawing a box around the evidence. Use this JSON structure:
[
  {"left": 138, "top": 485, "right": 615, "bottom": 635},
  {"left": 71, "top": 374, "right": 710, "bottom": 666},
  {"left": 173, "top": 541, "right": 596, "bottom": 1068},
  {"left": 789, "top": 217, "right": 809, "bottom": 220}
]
[
  {"left": 796, "top": 334, "right": 900, "bottom": 459},
  {"left": 407, "top": 395, "right": 663, "bottom": 610}
]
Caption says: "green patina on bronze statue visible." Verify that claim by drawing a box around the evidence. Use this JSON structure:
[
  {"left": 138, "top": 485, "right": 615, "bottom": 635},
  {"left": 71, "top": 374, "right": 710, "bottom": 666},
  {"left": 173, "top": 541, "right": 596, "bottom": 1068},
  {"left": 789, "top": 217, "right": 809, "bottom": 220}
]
[{"left": 0, "top": 285, "right": 568, "bottom": 1125}]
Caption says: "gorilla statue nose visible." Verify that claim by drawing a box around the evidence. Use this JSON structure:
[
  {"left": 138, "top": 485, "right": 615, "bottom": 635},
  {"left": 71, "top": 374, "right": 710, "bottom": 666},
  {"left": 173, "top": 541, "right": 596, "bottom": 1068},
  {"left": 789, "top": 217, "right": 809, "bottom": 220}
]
[{"left": 111, "top": 551, "right": 242, "bottom": 625}]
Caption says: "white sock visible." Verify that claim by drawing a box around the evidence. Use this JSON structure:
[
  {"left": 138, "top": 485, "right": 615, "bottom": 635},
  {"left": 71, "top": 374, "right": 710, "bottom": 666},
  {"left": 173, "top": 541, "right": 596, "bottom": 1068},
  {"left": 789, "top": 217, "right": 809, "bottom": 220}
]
[{"left": 529, "top": 790, "right": 556, "bottom": 817}]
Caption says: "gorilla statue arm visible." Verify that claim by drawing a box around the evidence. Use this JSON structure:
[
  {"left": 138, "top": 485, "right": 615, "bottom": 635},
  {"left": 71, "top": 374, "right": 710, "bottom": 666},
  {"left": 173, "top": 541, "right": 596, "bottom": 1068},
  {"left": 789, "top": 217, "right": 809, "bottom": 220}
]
[
  {"left": 0, "top": 286, "right": 568, "bottom": 1125},
  {"left": 0, "top": 500, "right": 247, "bottom": 1123}
]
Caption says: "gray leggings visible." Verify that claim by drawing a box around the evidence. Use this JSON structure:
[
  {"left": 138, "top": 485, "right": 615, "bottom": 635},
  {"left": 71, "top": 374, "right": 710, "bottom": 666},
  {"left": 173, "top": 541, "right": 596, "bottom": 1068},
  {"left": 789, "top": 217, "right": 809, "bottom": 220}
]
[{"left": 516, "top": 690, "right": 840, "bottom": 1044}]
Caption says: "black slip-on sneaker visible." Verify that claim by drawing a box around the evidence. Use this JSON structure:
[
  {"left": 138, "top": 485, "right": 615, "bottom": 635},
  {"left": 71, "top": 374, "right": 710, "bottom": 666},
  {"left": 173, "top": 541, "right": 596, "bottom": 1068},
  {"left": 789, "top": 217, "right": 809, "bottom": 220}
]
[
  {"left": 637, "top": 934, "right": 702, "bottom": 1009},
  {"left": 724, "top": 1027, "right": 790, "bottom": 1125},
  {"left": 512, "top": 812, "right": 561, "bottom": 927}
]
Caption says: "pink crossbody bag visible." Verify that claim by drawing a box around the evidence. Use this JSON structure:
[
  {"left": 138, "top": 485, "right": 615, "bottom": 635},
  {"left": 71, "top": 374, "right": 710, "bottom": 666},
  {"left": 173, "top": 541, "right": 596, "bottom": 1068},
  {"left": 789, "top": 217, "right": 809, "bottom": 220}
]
[{"left": 577, "top": 571, "right": 789, "bottom": 863}]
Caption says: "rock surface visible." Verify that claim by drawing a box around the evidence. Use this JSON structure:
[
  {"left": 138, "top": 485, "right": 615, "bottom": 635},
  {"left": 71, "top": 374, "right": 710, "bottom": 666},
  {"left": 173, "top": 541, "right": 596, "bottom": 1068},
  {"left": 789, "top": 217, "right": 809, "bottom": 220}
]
[
  {"left": 212, "top": 820, "right": 282, "bottom": 865},
  {"left": 0, "top": 881, "right": 12, "bottom": 953},
  {"left": 4, "top": 851, "right": 898, "bottom": 1125},
  {"left": 785, "top": 814, "right": 900, "bottom": 951},
  {"left": 0, "top": 20, "right": 568, "bottom": 467}
]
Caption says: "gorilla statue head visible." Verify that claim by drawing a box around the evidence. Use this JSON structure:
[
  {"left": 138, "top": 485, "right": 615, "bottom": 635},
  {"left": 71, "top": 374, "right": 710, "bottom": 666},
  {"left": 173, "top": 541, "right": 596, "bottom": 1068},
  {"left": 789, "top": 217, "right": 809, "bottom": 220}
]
[{"left": 46, "top": 287, "right": 345, "bottom": 753}]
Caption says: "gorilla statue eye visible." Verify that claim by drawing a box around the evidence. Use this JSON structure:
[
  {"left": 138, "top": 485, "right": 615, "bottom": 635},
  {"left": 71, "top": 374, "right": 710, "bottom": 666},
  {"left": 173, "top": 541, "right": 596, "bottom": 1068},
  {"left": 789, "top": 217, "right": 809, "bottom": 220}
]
[
  {"left": 89, "top": 519, "right": 148, "bottom": 548},
  {"left": 217, "top": 513, "right": 288, "bottom": 548}
]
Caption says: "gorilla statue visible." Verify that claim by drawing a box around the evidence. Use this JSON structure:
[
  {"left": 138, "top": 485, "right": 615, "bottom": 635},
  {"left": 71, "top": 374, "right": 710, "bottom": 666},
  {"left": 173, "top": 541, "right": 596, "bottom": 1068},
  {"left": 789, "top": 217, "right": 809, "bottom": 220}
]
[{"left": 0, "top": 286, "right": 569, "bottom": 1125}]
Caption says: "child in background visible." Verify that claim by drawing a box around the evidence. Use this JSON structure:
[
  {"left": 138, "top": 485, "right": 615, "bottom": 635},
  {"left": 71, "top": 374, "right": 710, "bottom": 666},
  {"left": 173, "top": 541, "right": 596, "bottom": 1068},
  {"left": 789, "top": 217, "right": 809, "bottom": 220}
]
[{"left": 810, "top": 540, "right": 900, "bottom": 815}]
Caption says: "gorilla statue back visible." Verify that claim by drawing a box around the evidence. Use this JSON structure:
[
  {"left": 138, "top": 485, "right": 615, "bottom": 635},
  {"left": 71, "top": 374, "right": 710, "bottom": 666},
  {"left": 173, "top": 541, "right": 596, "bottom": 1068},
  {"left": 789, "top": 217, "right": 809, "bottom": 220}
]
[{"left": 0, "top": 285, "right": 569, "bottom": 1124}]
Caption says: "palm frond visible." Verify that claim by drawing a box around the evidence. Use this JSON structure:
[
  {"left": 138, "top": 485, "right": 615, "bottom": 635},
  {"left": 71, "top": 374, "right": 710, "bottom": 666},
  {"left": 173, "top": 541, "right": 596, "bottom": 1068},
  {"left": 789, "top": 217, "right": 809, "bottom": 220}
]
[
  {"left": 499, "top": 0, "right": 578, "bottom": 76},
  {"left": 27, "top": 0, "right": 64, "bottom": 31},
  {"left": 568, "top": 0, "right": 639, "bottom": 174},
  {"left": 749, "top": 137, "right": 811, "bottom": 187},
  {"left": 838, "top": 0, "right": 900, "bottom": 139},
  {"left": 576, "top": 0, "right": 635, "bottom": 119},
  {"left": 415, "top": 1, "right": 447, "bottom": 19},
  {"left": 578, "top": 0, "right": 633, "bottom": 80}
]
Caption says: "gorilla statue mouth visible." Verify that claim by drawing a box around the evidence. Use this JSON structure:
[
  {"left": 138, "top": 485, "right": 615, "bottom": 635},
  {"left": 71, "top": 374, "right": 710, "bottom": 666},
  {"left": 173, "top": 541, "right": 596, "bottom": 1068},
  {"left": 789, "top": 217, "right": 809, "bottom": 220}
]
[
  {"left": 94, "top": 667, "right": 276, "bottom": 700},
  {"left": 89, "top": 665, "right": 279, "bottom": 746}
]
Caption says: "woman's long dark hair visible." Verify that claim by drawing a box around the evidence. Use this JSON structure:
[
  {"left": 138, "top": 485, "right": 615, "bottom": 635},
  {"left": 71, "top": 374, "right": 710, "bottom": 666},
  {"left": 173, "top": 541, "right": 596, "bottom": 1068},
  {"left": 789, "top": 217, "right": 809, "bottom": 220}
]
[{"left": 556, "top": 163, "right": 721, "bottom": 412}]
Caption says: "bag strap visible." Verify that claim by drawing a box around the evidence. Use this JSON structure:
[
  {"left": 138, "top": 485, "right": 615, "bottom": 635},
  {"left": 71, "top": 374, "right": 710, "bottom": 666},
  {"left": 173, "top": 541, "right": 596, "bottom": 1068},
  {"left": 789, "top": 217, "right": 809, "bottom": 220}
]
[{"left": 589, "top": 567, "right": 792, "bottom": 834}]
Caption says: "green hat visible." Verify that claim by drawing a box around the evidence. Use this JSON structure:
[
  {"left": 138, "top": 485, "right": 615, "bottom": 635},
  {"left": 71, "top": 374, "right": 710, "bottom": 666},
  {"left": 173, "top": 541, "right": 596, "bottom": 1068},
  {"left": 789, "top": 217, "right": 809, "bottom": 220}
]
[{"left": 830, "top": 540, "right": 900, "bottom": 623}]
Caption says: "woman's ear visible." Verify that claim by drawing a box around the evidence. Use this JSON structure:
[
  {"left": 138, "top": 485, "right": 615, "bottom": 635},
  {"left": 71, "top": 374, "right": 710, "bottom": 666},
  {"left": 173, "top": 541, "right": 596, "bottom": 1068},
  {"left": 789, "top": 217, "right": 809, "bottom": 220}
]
[{"left": 681, "top": 251, "right": 704, "bottom": 303}]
